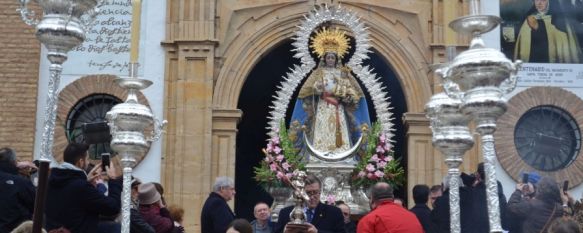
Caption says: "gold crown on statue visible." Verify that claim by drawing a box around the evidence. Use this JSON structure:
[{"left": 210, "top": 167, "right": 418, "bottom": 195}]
[{"left": 310, "top": 27, "right": 350, "bottom": 59}]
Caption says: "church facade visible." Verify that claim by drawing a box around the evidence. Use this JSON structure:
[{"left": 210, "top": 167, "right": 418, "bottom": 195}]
[{"left": 3, "top": 0, "right": 583, "bottom": 231}]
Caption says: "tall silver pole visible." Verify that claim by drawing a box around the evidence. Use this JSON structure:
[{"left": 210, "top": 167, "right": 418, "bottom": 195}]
[
  {"left": 17, "top": 2, "right": 102, "bottom": 232},
  {"left": 426, "top": 93, "right": 474, "bottom": 233},
  {"left": 443, "top": 0, "right": 521, "bottom": 230}
]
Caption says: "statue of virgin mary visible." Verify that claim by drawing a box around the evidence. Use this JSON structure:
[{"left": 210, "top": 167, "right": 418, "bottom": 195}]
[{"left": 290, "top": 28, "right": 371, "bottom": 161}]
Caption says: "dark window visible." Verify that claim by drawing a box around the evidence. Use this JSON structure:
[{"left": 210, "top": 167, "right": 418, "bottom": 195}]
[
  {"left": 65, "top": 94, "right": 122, "bottom": 159},
  {"left": 514, "top": 105, "right": 581, "bottom": 171}
]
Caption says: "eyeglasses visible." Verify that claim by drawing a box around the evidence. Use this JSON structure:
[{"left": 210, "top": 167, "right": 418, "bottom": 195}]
[{"left": 306, "top": 190, "right": 320, "bottom": 197}]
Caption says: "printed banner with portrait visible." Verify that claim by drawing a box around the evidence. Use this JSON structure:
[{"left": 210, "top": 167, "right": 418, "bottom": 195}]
[{"left": 500, "top": 0, "right": 583, "bottom": 87}]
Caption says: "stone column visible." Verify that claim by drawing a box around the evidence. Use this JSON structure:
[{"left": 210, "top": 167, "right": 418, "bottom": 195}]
[
  {"left": 403, "top": 112, "right": 441, "bottom": 206},
  {"left": 211, "top": 108, "right": 242, "bottom": 179},
  {"left": 162, "top": 1, "right": 220, "bottom": 232}
]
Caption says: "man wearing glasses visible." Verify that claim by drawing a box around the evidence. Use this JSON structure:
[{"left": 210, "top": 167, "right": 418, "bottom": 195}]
[{"left": 275, "top": 174, "right": 344, "bottom": 233}]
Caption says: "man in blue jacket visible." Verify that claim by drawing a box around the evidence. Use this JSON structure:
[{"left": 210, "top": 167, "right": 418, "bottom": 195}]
[
  {"left": 45, "top": 143, "right": 122, "bottom": 233},
  {"left": 201, "top": 176, "right": 236, "bottom": 233}
]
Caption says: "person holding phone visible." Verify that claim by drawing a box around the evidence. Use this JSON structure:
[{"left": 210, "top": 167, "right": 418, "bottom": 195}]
[
  {"left": 560, "top": 180, "right": 575, "bottom": 216},
  {"left": 45, "top": 143, "right": 122, "bottom": 233},
  {"left": 507, "top": 176, "right": 564, "bottom": 233}
]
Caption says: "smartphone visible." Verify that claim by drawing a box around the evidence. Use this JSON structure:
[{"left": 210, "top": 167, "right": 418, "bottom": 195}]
[
  {"left": 101, "top": 153, "right": 111, "bottom": 171},
  {"left": 563, "top": 180, "right": 569, "bottom": 192},
  {"left": 522, "top": 173, "right": 529, "bottom": 183}
]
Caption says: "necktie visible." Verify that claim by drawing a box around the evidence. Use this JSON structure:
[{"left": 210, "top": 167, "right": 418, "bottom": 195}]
[{"left": 306, "top": 209, "right": 314, "bottom": 223}]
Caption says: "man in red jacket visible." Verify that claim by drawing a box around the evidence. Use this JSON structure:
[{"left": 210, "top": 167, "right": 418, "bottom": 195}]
[{"left": 357, "top": 182, "right": 424, "bottom": 233}]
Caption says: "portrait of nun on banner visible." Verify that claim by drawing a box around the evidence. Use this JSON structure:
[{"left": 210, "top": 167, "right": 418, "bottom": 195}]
[{"left": 502, "top": 0, "right": 583, "bottom": 64}]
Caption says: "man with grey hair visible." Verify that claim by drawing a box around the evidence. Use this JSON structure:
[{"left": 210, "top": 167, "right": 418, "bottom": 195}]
[
  {"left": 357, "top": 182, "right": 423, "bottom": 233},
  {"left": 201, "top": 176, "right": 236, "bottom": 233}
]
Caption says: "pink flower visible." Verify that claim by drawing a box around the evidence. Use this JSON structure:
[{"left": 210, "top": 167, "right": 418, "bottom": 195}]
[
  {"left": 285, "top": 173, "right": 293, "bottom": 179},
  {"left": 386, "top": 156, "right": 394, "bottom": 162},
  {"left": 366, "top": 164, "right": 376, "bottom": 172},
  {"left": 273, "top": 146, "right": 282, "bottom": 154},
  {"left": 367, "top": 173, "right": 375, "bottom": 179},
  {"left": 264, "top": 154, "right": 273, "bottom": 162},
  {"left": 384, "top": 144, "right": 392, "bottom": 152},
  {"left": 276, "top": 171, "right": 285, "bottom": 179},
  {"left": 269, "top": 163, "right": 278, "bottom": 172},
  {"left": 358, "top": 171, "right": 366, "bottom": 177},
  {"left": 272, "top": 136, "right": 280, "bottom": 144},
  {"left": 376, "top": 146, "right": 385, "bottom": 154},
  {"left": 266, "top": 142, "right": 274, "bottom": 153},
  {"left": 282, "top": 162, "right": 291, "bottom": 171},
  {"left": 374, "top": 170, "right": 384, "bottom": 178},
  {"left": 379, "top": 133, "right": 386, "bottom": 143},
  {"left": 378, "top": 161, "right": 387, "bottom": 168},
  {"left": 370, "top": 154, "right": 379, "bottom": 162},
  {"left": 276, "top": 154, "right": 284, "bottom": 162}
]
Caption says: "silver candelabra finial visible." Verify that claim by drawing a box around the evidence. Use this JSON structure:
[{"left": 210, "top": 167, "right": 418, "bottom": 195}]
[
  {"left": 17, "top": 1, "right": 103, "bottom": 232},
  {"left": 438, "top": 1, "right": 522, "bottom": 232},
  {"left": 426, "top": 93, "right": 474, "bottom": 233},
  {"left": 106, "top": 64, "right": 167, "bottom": 233}
]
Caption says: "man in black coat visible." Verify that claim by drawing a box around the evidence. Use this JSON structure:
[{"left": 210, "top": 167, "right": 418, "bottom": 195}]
[
  {"left": 0, "top": 147, "right": 35, "bottom": 232},
  {"left": 431, "top": 176, "right": 473, "bottom": 233},
  {"left": 200, "top": 176, "right": 236, "bottom": 233},
  {"left": 410, "top": 184, "right": 436, "bottom": 233},
  {"left": 275, "top": 174, "right": 344, "bottom": 233},
  {"left": 45, "top": 143, "right": 122, "bottom": 233},
  {"left": 463, "top": 163, "right": 509, "bottom": 233}
]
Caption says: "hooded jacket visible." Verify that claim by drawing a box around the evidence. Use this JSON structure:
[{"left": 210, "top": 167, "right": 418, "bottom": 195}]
[
  {"left": 45, "top": 164, "right": 122, "bottom": 233},
  {"left": 0, "top": 168, "right": 35, "bottom": 232}
]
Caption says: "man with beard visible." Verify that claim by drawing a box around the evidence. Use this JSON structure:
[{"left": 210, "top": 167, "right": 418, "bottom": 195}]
[{"left": 45, "top": 143, "right": 122, "bottom": 233}]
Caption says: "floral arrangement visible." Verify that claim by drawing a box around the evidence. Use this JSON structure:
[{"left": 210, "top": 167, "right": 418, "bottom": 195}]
[
  {"left": 352, "top": 122, "right": 405, "bottom": 188},
  {"left": 254, "top": 121, "right": 305, "bottom": 188}
]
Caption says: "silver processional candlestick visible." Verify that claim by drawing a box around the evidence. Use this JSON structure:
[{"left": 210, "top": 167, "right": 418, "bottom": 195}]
[
  {"left": 438, "top": 0, "right": 522, "bottom": 232},
  {"left": 426, "top": 92, "right": 474, "bottom": 233},
  {"left": 17, "top": 1, "right": 103, "bottom": 232},
  {"left": 106, "top": 1, "right": 167, "bottom": 233}
]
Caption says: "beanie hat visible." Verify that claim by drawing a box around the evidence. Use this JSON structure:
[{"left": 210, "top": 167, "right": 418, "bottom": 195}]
[{"left": 138, "top": 183, "right": 161, "bottom": 205}]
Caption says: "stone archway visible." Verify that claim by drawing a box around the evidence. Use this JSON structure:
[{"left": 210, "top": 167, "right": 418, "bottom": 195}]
[
  {"left": 211, "top": 2, "right": 434, "bottom": 209},
  {"left": 213, "top": 5, "right": 432, "bottom": 112}
]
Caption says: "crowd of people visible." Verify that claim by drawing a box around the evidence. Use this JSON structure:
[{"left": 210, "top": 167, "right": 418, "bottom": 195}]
[
  {"left": 3, "top": 143, "right": 583, "bottom": 233},
  {"left": 202, "top": 165, "right": 583, "bottom": 233},
  {"left": 0, "top": 143, "right": 185, "bottom": 233}
]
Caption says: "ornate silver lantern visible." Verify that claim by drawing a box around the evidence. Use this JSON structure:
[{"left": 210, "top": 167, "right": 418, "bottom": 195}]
[
  {"left": 17, "top": 0, "right": 102, "bottom": 161},
  {"left": 17, "top": 1, "right": 102, "bottom": 232},
  {"left": 425, "top": 93, "right": 474, "bottom": 233},
  {"left": 436, "top": 0, "right": 522, "bottom": 232},
  {"left": 106, "top": 63, "right": 167, "bottom": 233}
]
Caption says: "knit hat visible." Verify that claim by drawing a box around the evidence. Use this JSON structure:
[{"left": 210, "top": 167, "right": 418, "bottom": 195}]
[{"left": 138, "top": 183, "right": 161, "bottom": 205}]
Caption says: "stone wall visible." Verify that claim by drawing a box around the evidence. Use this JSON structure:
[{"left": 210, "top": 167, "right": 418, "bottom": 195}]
[{"left": 0, "top": 0, "right": 40, "bottom": 160}]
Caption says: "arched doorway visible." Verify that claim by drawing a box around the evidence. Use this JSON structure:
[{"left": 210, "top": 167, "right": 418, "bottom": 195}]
[{"left": 235, "top": 40, "right": 407, "bottom": 220}]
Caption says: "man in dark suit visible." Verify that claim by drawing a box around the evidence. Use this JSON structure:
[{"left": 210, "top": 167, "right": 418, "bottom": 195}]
[
  {"left": 410, "top": 184, "right": 436, "bottom": 233},
  {"left": 201, "top": 176, "right": 236, "bottom": 233},
  {"left": 275, "top": 174, "right": 344, "bottom": 233}
]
